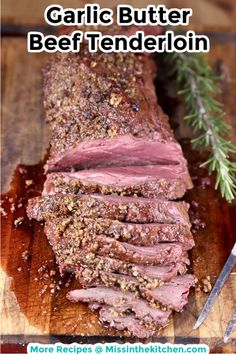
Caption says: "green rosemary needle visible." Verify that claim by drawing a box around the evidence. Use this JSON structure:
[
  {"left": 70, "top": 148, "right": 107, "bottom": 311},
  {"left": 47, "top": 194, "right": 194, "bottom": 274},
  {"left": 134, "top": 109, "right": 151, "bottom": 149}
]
[{"left": 163, "top": 52, "right": 236, "bottom": 202}]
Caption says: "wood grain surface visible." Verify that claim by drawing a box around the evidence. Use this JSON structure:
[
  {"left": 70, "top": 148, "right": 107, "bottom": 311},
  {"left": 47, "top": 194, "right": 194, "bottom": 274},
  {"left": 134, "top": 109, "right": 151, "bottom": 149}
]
[{"left": 1, "top": 24, "right": 236, "bottom": 354}]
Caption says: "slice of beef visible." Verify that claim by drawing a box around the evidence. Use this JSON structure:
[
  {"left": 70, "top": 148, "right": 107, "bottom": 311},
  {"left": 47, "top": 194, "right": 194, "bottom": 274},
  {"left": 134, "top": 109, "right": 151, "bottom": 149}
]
[
  {"left": 27, "top": 194, "right": 191, "bottom": 226},
  {"left": 44, "top": 217, "right": 189, "bottom": 266},
  {"left": 44, "top": 219, "right": 193, "bottom": 269},
  {"left": 43, "top": 164, "right": 193, "bottom": 200},
  {"left": 90, "top": 302, "right": 164, "bottom": 336},
  {"left": 90, "top": 236, "right": 190, "bottom": 265},
  {"left": 78, "top": 270, "right": 165, "bottom": 293},
  {"left": 77, "top": 270, "right": 193, "bottom": 309},
  {"left": 99, "top": 306, "right": 156, "bottom": 338},
  {"left": 67, "top": 287, "right": 170, "bottom": 327},
  {"left": 145, "top": 275, "right": 195, "bottom": 311},
  {"left": 45, "top": 137, "right": 189, "bottom": 173},
  {"left": 44, "top": 220, "right": 187, "bottom": 285},
  {"left": 131, "top": 263, "right": 187, "bottom": 281},
  {"left": 45, "top": 142, "right": 190, "bottom": 179},
  {"left": 76, "top": 261, "right": 186, "bottom": 289},
  {"left": 67, "top": 274, "right": 194, "bottom": 312},
  {"left": 51, "top": 245, "right": 186, "bottom": 286},
  {"left": 43, "top": 216, "right": 194, "bottom": 250}
]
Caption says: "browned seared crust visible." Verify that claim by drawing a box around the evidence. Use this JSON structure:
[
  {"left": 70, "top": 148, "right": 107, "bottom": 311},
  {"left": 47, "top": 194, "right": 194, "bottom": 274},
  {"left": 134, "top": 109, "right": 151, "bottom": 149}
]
[
  {"left": 27, "top": 194, "right": 191, "bottom": 225},
  {"left": 43, "top": 215, "right": 194, "bottom": 249}
]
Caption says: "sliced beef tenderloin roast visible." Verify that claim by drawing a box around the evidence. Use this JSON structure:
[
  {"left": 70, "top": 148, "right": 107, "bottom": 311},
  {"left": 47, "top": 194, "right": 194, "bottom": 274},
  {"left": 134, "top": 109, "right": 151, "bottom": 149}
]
[{"left": 27, "top": 26, "right": 195, "bottom": 338}]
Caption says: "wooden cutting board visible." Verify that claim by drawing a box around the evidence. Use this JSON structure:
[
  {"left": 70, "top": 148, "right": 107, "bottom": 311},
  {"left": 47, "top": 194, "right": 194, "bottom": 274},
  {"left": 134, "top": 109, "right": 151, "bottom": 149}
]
[{"left": 1, "top": 29, "right": 236, "bottom": 353}]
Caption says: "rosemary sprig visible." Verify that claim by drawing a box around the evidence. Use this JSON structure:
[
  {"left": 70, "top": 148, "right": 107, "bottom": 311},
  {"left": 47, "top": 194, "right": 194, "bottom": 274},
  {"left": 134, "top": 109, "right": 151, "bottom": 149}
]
[{"left": 163, "top": 52, "right": 236, "bottom": 202}]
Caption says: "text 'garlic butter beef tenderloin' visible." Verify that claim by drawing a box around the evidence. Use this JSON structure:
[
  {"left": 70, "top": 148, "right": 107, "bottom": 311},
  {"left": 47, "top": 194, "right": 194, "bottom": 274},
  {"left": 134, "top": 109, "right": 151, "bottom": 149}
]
[{"left": 27, "top": 26, "right": 195, "bottom": 338}]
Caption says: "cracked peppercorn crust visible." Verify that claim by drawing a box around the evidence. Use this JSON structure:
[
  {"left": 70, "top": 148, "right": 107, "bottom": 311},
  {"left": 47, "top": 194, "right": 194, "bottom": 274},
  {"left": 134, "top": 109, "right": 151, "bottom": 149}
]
[
  {"left": 42, "top": 222, "right": 190, "bottom": 266},
  {"left": 44, "top": 226, "right": 187, "bottom": 282},
  {"left": 43, "top": 45, "right": 173, "bottom": 144},
  {"left": 43, "top": 215, "right": 194, "bottom": 249},
  {"left": 44, "top": 218, "right": 189, "bottom": 294}
]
